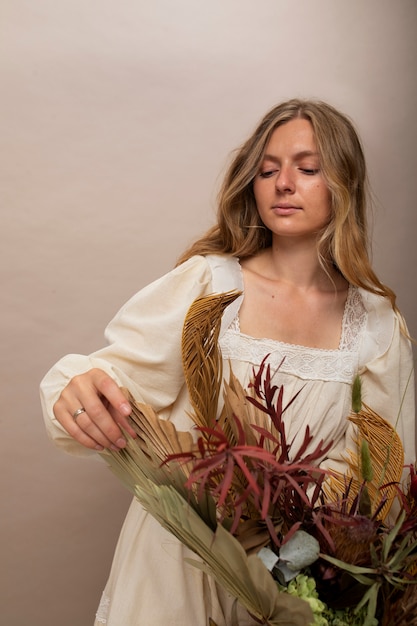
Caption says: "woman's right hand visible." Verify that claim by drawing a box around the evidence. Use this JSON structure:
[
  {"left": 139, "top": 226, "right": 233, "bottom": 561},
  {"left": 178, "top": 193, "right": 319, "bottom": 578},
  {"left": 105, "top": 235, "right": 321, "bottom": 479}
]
[{"left": 53, "top": 368, "right": 136, "bottom": 451}]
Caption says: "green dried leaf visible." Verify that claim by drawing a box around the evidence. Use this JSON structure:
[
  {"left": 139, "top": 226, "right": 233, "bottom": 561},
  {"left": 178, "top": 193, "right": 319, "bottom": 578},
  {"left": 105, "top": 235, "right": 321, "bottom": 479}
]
[
  {"left": 352, "top": 374, "right": 362, "bottom": 414},
  {"left": 134, "top": 481, "right": 313, "bottom": 626},
  {"left": 319, "top": 553, "right": 376, "bottom": 579},
  {"left": 360, "top": 439, "right": 374, "bottom": 483}
]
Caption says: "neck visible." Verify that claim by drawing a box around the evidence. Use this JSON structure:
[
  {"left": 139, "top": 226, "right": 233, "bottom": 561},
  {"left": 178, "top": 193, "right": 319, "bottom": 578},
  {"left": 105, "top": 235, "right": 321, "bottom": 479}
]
[{"left": 264, "top": 236, "right": 343, "bottom": 291}]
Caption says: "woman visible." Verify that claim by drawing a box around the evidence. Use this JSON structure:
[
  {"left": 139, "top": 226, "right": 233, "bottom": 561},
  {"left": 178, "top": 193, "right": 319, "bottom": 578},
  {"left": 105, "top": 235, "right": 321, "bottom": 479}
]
[{"left": 40, "top": 99, "right": 415, "bottom": 625}]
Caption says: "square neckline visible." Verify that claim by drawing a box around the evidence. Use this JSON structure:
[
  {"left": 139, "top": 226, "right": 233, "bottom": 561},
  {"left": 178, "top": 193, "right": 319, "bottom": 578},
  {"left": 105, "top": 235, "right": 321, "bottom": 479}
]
[{"left": 230, "top": 284, "right": 358, "bottom": 354}]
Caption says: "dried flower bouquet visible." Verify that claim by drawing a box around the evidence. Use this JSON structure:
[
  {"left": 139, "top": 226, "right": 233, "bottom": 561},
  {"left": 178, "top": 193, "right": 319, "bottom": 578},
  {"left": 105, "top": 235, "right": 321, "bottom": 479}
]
[{"left": 101, "top": 292, "right": 417, "bottom": 626}]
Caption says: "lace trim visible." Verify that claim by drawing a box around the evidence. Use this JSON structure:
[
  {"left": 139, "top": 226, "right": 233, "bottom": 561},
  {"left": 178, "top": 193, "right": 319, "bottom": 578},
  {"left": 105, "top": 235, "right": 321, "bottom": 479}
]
[
  {"left": 339, "top": 285, "right": 367, "bottom": 351},
  {"left": 95, "top": 591, "right": 110, "bottom": 624},
  {"left": 220, "top": 286, "right": 367, "bottom": 383}
]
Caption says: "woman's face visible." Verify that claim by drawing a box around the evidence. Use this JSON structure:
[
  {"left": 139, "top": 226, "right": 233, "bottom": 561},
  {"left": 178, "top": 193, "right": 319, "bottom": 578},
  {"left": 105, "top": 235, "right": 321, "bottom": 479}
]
[{"left": 253, "top": 118, "right": 331, "bottom": 242}]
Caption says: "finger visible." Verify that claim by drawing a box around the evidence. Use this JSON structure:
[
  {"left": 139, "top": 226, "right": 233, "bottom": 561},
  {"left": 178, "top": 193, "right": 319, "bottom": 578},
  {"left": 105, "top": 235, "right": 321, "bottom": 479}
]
[
  {"left": 71, "top": 409, "right": 126, "bottom": 451},
  {"left": 62, "top": 408, "right": 112, "bottom": 451},
  {"left": 53, "top": 393, "right": 119, "bottom": 449},
  {"left": 78, "top": 393, "right": 129, "bottom": 447},
  {"left": 81, "top": 372, "right": 136, "bottom": 441},
  {"left": 53, "top": 370, "right": 132, "bottom": 449},
  {"left": 107, "top": 402, "right": 137, "bottom": 439},
  {"left": 92, "top": 370, "right": 132, "bottom": 419},
  {"left": 84, "top": 371, "right": 137, "bottom": 439}
]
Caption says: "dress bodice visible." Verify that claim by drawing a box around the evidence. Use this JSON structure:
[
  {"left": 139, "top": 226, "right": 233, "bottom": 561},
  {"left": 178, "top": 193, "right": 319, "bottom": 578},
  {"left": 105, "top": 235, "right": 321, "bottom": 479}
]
[{"left": 219, "top": 285, "right": 368, "bottom": 384}]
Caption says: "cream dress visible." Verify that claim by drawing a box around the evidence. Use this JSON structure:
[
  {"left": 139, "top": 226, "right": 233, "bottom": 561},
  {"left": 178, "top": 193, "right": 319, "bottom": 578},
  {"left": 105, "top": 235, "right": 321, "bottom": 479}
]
[{"left": 40, "top": 254, "right": 415, "bottom": 626}]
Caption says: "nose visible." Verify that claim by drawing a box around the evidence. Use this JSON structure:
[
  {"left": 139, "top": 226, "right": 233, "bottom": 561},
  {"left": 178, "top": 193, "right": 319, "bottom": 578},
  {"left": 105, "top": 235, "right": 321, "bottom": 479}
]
[{"left": 275, "top": 167, "right": 294, "bottom": 193}]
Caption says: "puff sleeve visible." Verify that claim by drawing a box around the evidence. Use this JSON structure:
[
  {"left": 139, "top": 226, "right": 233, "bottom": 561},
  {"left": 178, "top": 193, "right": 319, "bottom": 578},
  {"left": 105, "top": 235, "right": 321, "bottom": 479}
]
[
  {"left": 40, "top": 255, "right": 216, "bottom": 456},
  {"left": 359, "top": 310, "right": 415, "bottom": 466}
]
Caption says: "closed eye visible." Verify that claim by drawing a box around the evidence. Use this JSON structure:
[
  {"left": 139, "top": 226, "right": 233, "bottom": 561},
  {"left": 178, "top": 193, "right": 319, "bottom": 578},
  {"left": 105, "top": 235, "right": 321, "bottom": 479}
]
[
  {"left": 259, "top": 170, "right": 278, "bottom": 178},
  {"left": 299, "top": 168, "right": 319, "bottom": 175}
]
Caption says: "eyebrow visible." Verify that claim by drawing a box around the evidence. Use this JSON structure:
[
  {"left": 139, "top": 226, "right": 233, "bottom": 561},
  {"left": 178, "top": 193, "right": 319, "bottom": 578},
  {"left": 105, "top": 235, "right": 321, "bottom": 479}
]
[{"left": 262, "top": 150, "right": 319, "bottom": 162}]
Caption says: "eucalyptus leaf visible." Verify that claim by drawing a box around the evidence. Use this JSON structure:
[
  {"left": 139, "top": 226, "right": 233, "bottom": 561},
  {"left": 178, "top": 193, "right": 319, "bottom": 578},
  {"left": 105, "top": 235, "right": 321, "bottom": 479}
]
[
  {"left": 279, "top": 530, "right": 320, "bottom": 570},
  {"left": 273, "top": 560, "right": 300, "bottom": 584},
  {"left": 257, "top": 546, "right": 279, "bottom": 572}
]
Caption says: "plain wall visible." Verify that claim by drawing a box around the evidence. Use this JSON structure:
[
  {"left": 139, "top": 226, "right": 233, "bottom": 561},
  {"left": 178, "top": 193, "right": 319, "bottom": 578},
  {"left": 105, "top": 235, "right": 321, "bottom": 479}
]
[{"left": 1, "top": 1, "right": 416, "bottom": 624}]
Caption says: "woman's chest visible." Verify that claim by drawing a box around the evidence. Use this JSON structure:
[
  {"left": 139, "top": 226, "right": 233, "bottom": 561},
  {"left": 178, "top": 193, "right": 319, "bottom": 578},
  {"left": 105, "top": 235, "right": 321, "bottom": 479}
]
[{"left": 238, "top": 285, "right": 349, "bottom": 350}]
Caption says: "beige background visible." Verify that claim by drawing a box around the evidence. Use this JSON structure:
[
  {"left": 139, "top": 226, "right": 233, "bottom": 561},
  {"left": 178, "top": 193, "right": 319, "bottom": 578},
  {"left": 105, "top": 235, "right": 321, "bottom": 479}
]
[{"left": 1, "top": 1, "right": 416, "bottom": 625}]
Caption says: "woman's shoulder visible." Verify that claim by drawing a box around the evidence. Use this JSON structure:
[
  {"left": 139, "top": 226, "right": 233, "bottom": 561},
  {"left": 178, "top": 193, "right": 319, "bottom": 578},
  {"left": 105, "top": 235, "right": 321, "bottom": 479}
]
[
  {"left": 174, "top": 253, "right": 242, "bottom": 289},
  {"left": 110, "top": 254, "right": 242, "bottom": 322},
  {"left": 355, "top": 286, "right": 394, "bottom": 312},
  {"left": 176, "top": 252, "right": 238, "bottom": 271},
  {"left": 187, "top": 254, "right": 243, "bottom": 336}
]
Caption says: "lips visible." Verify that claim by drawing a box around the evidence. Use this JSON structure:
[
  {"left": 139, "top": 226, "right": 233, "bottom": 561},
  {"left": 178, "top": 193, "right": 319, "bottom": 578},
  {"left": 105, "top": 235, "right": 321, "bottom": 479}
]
[{"left": 272, "top": 203, "right": 301, "bottom": 215}]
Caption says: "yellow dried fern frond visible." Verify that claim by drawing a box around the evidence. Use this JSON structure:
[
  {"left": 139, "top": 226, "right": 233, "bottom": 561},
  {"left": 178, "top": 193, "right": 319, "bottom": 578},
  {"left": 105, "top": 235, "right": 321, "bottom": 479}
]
[
  {"left": 181, "top": 290, "right": 241, "bottom": 430},
  {"left": 326, "top": 403, "right": 404, "bottom": 521}
]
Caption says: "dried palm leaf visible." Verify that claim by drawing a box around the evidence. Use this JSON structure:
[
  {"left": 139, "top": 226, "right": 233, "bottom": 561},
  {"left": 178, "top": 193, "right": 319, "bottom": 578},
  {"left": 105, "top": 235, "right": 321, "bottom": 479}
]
[
  {"left": 100, "top": 389, "right": 195, "bottom": 500},
  {"left": 100, "top": 422, "right": 187, "bottom": 499},
  {"left": 134, "top": 480, "right": 313, "bottom": 626},
  {"left": 123, "top": 388, "right": 196, "bottom": 465},
  {"left": 326, "top": 403, "right": 404, "bottom": 520},
  {"left": 234, "top": 518, "right": 283, "bottom": 555},
  {"left": 181, "top": 290, "right": 241, "bottom": 430},
  {"left": 102, "top": 430, "right": 312, "bottom": 624}
]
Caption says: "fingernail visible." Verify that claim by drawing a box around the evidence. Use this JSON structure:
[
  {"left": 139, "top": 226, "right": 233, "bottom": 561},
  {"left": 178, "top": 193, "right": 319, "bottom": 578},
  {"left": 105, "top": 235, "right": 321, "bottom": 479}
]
[
  {"left": 110, "top": 438, "right": 127, "bottom": 451},
  {"left": 95, "top": 445, "right": 104, "bottom": 451},
  {"left": 120, "top": 403, "right": 131, "bottom": 416}
]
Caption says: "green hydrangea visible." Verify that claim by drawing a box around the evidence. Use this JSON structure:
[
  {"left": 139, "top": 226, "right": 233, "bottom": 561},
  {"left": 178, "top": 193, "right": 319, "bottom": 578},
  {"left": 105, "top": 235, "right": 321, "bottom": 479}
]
[
  {"left": 278, "top": 574, "right": 372, "bottom": 626},
  {"left": 282, "top": 575, "right": 328, "bottom": 625}
]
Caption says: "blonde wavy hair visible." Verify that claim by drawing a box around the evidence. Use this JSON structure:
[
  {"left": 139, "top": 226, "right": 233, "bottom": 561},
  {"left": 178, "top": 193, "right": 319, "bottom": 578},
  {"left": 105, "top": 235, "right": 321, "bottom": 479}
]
[{"left": 178, "top": 99, "right": 396, "bottom": 307}]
